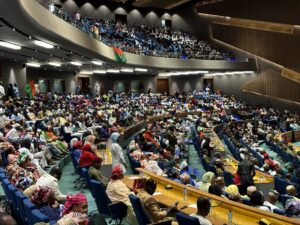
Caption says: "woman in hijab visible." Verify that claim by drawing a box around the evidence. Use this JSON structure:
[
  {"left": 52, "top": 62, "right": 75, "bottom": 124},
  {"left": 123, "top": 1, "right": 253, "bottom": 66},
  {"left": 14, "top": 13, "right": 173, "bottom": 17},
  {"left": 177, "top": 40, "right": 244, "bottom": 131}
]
[
  {"left": 79, "top": 143, "right": 95, "bottom": 167},
  {"left": 197, "top": 172, "right": 215, "bottom": 192},
  {"left": 225, "top": 184, "right": 242, "bottom": 203},
  {"left": 30, "top": 186, "right": 61, "bottom": 222},
  {"left": 57, "top": 193, "right": 88, "bottom": 225},
  {"left": 109, "top": 132, "right": 126, "bottom": 173},
  {"left": 18, "top": 151, "right": 41, "bottom": 180}
]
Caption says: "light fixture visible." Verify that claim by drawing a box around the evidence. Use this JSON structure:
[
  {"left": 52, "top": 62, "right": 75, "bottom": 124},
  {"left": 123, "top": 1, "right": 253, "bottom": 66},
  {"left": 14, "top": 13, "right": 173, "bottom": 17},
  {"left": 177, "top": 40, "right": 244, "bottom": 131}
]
[
  {"left": 48, "top": 62, "right": 61, "bottom": 67},
  {"left": 93, "top": 70, "right": 107, "bottom": 74},
  {"left": 26, "top": 62, "right": 41, "bottom": 68},
  {"left": 135, "top": 68, "right": 147, "bottom": 72},
  {"left": 92, "top": 60, "right": 103, "bottom": 66},
  {"left": 34, "top": 40, "right": 54, "bottom": 49},
  {"left": 107, "top": 69, "right": 120, "bottom": 73},
  {"left": 70, "top": 61, "right": 82, "bottom": 66},
  {"left": 80, "top": 70, "right": 93, "bottom": 75},
  {"left": 121, "top": 68, "right": 134, "bottom": 73},
  {"left": 0, "top": 41, "right": 21, "bottom": 50}
]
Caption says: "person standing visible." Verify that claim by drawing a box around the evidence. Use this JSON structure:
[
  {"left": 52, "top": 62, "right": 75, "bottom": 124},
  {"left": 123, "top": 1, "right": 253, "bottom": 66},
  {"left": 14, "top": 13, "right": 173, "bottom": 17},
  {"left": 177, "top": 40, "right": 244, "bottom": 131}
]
[
  {"left": 237, "top": 154, "right": 256, "bottom": 195},
  {"left": 109, "top": 132, "right": 127, "bottom": 173}
]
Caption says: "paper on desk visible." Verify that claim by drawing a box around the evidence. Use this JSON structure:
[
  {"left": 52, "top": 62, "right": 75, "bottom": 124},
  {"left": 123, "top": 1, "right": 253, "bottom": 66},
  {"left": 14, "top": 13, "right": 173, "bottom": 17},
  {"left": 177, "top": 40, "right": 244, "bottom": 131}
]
[
  {"left": 129, "top": 176, "right": 140, "bottom": 180},
  {"left": 153, "top": 192, "right": 162, "bottom": 196},
  {"left": 187, "top": 204, "right": 197, "bottom": 208}
]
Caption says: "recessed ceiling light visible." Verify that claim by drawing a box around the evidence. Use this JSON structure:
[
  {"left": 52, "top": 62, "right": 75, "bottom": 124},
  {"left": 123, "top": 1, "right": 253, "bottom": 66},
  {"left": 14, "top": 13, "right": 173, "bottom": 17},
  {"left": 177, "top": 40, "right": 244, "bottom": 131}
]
[
  {"left": 70, "top": 61, "right": 82, "bottom": 66},
  {"left": 48, "top": 62, "right": 61, "bottom": 67},
  {"left": 26, "top": 62, "right": 41, "bottom": 68},
  {"left": 80, "top": 70, "right": 93, "bottom": 75},
  {"left": 34, "top": 40, "right": 54, "bottom": 49},
  {"left": 107, "top": 69, "right": 120, "bottom": 73},
  {"left": 0, "top": 41, "right": 21, "bottom": 50},
  {"left": 92, "top": 60, "right": 103, "bottom": 66},
  {"left": 93, "top": 70, "right": 106, "bottom": 74},
  {"left": 135, "top": 68, "right": 147, "bottom": 72},
  {"left": 121, "top": 68, "right": 134, "bottom": 73}
]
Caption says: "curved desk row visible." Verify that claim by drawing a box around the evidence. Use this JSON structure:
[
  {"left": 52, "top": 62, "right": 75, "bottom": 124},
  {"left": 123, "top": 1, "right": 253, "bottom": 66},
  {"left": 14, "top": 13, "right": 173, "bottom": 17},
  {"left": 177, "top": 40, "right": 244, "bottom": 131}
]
[{"left": 124, "top": 169, "right": 299, "bottom": 225}]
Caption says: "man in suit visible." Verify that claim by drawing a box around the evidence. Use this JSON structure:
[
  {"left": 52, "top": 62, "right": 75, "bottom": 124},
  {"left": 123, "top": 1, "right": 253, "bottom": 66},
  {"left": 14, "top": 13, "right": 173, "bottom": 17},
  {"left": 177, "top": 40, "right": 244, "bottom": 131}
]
[
  {"left": 137, "top": 179, "right": 177, "bottom": 224},
  {"left": 237, "top": 154, "right": 256, "bottom": 195}
]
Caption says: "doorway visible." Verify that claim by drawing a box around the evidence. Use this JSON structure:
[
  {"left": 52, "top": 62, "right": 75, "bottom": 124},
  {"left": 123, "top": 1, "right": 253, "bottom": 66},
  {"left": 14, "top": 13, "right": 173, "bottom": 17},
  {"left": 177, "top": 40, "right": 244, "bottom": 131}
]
[
  {"left": 157, "top": 78, "right": 169, "bottom": 94},
  {"left": 203, "top": 78, "right": 214, "bottom": 92},
  {"left": 77, "top": 77, "right": 90, "bottom": 94}
]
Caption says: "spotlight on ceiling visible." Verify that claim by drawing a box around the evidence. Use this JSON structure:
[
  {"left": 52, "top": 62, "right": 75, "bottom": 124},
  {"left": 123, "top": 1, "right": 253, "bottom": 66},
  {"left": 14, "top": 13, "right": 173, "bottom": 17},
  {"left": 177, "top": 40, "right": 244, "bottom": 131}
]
[
  {"left": 48, "top": 62, "right": 61, "bottom": 67},
  {"left": 107, "top": 69, "right": 120, "bottom": 73},
  {"left": 135, "top": 68, "right": 148, "bottom": 72},
  {"left": 70, "top": 61, "right": 82, "bottom": 66},
  {"left": 26, "top": 62, "right": 41, "bottom": 68},
  {"left": 0, "top": 41, "right": 21, "bottom": 50},
  {"left": 80, "top": 70, "right": 93, "bottom": 75},
  {"left": 34, "top": 40, "right": 54, "bottom": 49},
  {"left": 121, "top": 68, "right": 134, "bottom": 73},
  {"left": 93, "top": 70, "right": 107, "bottom": 74},
  {"left": 92, "top": 60, "right": 103, "bottom": 66}
]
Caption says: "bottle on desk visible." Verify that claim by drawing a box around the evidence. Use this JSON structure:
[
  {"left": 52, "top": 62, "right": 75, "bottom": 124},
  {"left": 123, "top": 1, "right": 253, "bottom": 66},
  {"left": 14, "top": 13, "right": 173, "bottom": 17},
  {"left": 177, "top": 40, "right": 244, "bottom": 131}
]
[
  {"left": 228, "top": 210, "right": 233, "bottom": 225},
  {"left": 183, "top": 187, "right": 187, "bottom": 202}
]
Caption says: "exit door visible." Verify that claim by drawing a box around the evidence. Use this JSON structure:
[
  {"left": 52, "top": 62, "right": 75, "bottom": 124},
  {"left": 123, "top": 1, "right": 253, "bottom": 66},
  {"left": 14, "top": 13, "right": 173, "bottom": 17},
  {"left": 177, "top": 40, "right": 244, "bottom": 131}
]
[
  {"left": 157, "top": 78, "right": 169, "bottom": 94},
  {"left": 78, "top": 77, "right": 90, "bottom": 94}
]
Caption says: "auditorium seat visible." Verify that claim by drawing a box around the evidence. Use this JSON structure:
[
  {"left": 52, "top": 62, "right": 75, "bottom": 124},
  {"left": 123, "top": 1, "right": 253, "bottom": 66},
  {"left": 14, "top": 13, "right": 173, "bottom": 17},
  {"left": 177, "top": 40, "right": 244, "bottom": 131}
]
[
  {"left": 223, "top": 170, "right": 234, "bottom": 186},
  {"left": 23, "top": 198, "right": 37, "bottom": 225},
  {"left": 15, "top": 191, "right": 28, "bottom": 225},
  {"left": 176, "top": 212, "right": 200, "bottom": 225},
  {"left": 129, "top": 194, "right": 151, "bottom": 225},
  {"left": 273, "top": 208, "right": 285, "bottom": 215}
]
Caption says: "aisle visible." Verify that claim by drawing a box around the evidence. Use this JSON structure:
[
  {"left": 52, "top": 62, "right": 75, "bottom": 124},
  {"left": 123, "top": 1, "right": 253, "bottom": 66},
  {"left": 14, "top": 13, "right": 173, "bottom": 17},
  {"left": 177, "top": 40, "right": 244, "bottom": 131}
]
[{"left": 187, "top": 144, "right": 206, "bottom": 179}]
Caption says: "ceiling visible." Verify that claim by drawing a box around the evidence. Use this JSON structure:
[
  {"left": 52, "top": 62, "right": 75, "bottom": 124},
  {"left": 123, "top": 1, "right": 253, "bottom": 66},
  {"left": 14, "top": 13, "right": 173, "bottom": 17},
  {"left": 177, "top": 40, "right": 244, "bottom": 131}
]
[{"left": 131, "top": 0, "right": 192, "bottom": 10}]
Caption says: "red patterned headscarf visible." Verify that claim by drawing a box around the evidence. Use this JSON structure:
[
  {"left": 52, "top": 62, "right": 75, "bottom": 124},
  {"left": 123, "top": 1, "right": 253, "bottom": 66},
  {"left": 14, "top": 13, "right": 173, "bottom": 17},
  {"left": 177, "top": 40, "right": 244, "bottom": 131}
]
[
  {"left": 62, "top": 193, "right": 88, "bottom": 216},
  {"left": 111, "top": 165, "right": 123, "bottom": 180}
]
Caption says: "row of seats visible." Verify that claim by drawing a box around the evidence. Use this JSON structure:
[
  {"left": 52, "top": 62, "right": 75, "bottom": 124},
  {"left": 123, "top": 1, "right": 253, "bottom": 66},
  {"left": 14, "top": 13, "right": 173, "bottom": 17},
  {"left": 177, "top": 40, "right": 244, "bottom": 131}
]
[
  {"left": 270, "top": 143, "right": 300, "bottom": 168},
  {"left": 0, "top": 168, "right": 56, "bottom": 225}
]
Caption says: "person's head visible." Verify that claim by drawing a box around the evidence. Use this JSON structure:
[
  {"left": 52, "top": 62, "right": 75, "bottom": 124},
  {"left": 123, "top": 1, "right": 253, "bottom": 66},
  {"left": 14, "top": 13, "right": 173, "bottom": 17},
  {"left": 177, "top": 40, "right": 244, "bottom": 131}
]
[
  {"left": 92, "top": 156, "right": 103, "bottom": 169},
  {"left": 208, "top": 184, "right": 222, "bottom": 196},
  {"left": 82, "top": 143, "right": 92, "bottom": 152},
  {"left": 73, "top": 140, "right": 82, "bottom": 149},
  {"left": 246, "top": 186, "right": 256, "bottom": 197},
  {"left": 143, "top": 179, "right": 157, "bottom": 195},
  {"left": 30, "top": 186, "right": 55, "bottom": 207},
  {"left": 0, "top": 212, "right": 17, "bottom": 225},
  {"left": 62, "top": 193, "right": 88, "bottom": 216},
  {"left": 50, "top": 167, "right": 62, "bottom": 181},
  {"left": 250, "top": 191, "right": 264, "bottom": 207},
  {"left": 267, "top": 190, "right": 279, "bottom": 205},
  {"left": 196, "top": 197, "right": 210, "bottom": 217},
  {"left": 180, "top": 173, "right": 191, "bottom": 185},
  {"left": 202, "top": 172, "right": 215, "bottom": 184},
  {"left": 286, "top": 185, "right": 297, "bottom": 196},
  {"left": 111, "top": 165, "right": 124, "bottom": 180},
  {"left": 110, "top": 132, "right": 120, "bottom": 143}
]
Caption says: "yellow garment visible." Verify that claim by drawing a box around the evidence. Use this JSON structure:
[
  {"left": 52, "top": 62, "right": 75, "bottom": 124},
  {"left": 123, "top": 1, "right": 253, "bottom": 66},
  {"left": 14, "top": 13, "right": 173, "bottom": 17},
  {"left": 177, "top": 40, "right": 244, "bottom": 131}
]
[
  {"left": 225, "top": 184, "right": 239, "bottom": 195},
  {"left": 59, "top": 117, "right": 67, "bottom": 125}
]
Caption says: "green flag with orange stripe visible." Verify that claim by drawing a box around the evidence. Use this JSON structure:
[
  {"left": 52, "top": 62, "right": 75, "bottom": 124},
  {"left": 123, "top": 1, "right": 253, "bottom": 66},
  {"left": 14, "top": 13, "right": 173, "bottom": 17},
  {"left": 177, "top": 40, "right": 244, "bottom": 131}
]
[{"left": 113, "top": 47, "right": 127, "bottom": 63}]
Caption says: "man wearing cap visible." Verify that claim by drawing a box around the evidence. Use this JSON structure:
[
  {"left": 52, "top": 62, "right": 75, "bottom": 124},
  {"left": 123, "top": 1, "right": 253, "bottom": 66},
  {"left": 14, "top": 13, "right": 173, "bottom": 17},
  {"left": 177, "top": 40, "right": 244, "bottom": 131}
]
[
  {"left": 88, "top": 156, "right": 109, "bottom": 187},
  {"left": 263, "top": 190, "right": 280, "bottom": 212}
]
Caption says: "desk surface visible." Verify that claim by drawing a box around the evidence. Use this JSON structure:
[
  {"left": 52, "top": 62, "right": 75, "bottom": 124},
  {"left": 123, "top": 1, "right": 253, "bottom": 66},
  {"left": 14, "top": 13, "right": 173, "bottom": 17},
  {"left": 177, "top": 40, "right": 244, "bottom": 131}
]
[
  {"left": 224, "top": 156, "right": 274, "bottom": 184},
  {"left": 124, "top": 170, "right": 299, "bottom": 225}
]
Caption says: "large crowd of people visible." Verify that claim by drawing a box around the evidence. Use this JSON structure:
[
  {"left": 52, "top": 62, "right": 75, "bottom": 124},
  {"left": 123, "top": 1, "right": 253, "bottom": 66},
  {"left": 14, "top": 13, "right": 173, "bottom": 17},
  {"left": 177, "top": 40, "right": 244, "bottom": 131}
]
[
  {"left": 45, "top": 2, "right": 234, "bottom": 60},
  {"left": 0, "top": 88, "right": 299, "bottom": 224}
]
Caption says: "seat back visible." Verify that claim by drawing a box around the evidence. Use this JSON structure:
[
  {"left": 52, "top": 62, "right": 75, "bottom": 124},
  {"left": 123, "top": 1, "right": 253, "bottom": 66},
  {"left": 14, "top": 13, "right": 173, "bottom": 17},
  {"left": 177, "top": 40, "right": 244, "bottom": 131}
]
[
  {"left": 7, "top": 184, "right": 18, "bottom": 211},
  {"left": 81, "top": 167, "right": 91, "bottom": 189},
  {"left": 273, "top": 208, "right": 285, "bottom": 215},
  {"left": 275, "top": 177, "right": 287, "bottom": 194},
  {"left": 223, "top": 170, "right": 234, "bottom": 186},
  {"left": 89, "top": 179, "right": 111, "bottom": 215},
  {"left": 241, "top": 198, "right": 251, "bottom": 206},
  {"left": 279, "top": 194, "right": 292, "bottom": 207},
  {"left": 176, "top": 212, "right": 200, "bottom": 225},
  {"left": 129, "top": 194, "right": 151, "bottom": 225},
  {"left": 31, "top": 209, "right": 50, "bottom": 224},
  {"left": 23, "top": 198, "right": 37, "bottom": 225},
  {"left": 15, "top": 191, "right": 28, "bottom": 225},
  {"left": 1, "top": 178, "right": 10, "bottom": 199}
]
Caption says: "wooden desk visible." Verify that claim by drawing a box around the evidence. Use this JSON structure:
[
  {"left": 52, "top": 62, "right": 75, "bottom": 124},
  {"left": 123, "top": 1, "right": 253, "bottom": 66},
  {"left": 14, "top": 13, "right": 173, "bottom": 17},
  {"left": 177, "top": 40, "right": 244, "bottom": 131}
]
[{"left": 124, "top": 170, "right": 299, "bottom": 225}]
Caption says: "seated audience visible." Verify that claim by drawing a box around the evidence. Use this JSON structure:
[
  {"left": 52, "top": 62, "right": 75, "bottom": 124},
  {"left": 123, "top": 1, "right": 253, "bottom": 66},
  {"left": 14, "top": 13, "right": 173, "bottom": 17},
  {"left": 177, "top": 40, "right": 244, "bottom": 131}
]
[
  {"left": 88, "top": 156, "right": 109, "bottom": 187},
  {"left": 190, "top": 197, "right": 212, "bottom": 225},
  {"left": 263, "top": 190, "right": 280, "bottom": 212},
  {"left": 250, "top": 191, "right": 271, "bottom": 212}
]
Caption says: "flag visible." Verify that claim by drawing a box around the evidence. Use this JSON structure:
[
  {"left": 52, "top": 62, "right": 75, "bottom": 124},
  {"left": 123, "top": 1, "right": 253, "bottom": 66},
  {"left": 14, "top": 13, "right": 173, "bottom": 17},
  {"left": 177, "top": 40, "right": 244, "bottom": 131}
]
[
  {"left": 25, "top": 80, "right": 36, "bottom": 98},
  {"left": 113, "top": 47, "right": 127, "bottom": 63}
]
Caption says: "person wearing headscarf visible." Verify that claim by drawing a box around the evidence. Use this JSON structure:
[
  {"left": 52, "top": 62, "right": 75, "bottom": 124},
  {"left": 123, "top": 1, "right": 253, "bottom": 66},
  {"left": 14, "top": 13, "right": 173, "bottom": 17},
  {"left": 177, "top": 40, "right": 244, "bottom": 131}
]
[
  {"left": 225, "top": 184, "right": 242, "bottom": 202},
  {"left": 197, "top": 172, "right": 215, "bottom": 192},
  {"left": 70, "top": 140, "right": 82, "bottom": 163},
  {"left": 106, "top": 165, "right": 137, "bottom": 225},
  {"left": 109, "top": 132, "right": 126, "bottom": 173},
  {"left": 30, "top": 186, "right": 61, "bottom": 222},
  {"left": 79, "top": 143, "right": 95, "bottom": 167},
  {"left": 18, "top": 151, "right": 41, "bottom": 180},
  {"left": 57, "top": 193, "right": 88, "bottom": 225}
]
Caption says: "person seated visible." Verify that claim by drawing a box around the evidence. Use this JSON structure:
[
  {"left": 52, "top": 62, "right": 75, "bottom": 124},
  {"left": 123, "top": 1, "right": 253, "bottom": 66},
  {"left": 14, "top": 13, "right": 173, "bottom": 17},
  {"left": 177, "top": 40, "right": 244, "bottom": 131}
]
[
  {"left": 18, "top": 151, "right": 41, "bottom": 181},
  {"left": 57, "top": 193, "right": 88, "bottom": 225},
  {"left": 36, "top": 167, "right": 66, "bottom": 202},
  {"left": 208, "top": 184, "right": 225, "bottom": 206},
  {"left": 285, "top": 198, "right": 300, "bottom": 218},
  {"left": 88, "top": 156, "right": 109, "bottom": 187},
  {"left": 250, "top": 191, "right": 271, "bottom": 212},
  {"left": 145, "top": 158, "right": 164, "bottom": 176},
  {"left": 286, "top": 185, "right": 300, "bottom": 202},
  {"left": 179, "top": 173, "right": 196, "bottom": 186},
  {"left": 197, "top": 172, "right": 215, "bottom": 192},
  {"left": 70, "top": 140, "right": 82, "bottom": 163},
  {"left": 225, "top": 184, "right": 242, "bottom": 203},
  {"left": 0, "top": 212, "right": 17, "bottom": 225},
  {"left": 190, "top": 197, "right": 212, "bottom": 225},
  {"left": 263, "top": 190, "right": 280, "bottom": 212},
  {"left": 30, "top": 186, "right": 61, "bottom": 222},
  {"left": 241, "top": 185, "right": 256, "bottom": 200},
  {"left": 137, "top": 179, "right": 177, "bottom": 224},
  {"left": 79, "top": 143, "right": 95, "bottom": 167}
]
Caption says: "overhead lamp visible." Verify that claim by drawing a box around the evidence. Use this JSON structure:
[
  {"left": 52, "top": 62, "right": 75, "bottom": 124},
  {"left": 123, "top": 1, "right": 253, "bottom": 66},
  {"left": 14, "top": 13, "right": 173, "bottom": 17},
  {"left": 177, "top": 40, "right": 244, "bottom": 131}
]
[
  {"left": 0, "top": 41, "right": 21, "bottom": 50},
  {"left": 107, "top": 69, "right": 120, "bottom": 73},
  {"left": 48, "top": 62, "right": 61, "bottom": 67},
  {"left": 121, "top": 68, "right": 134, "bottom": 73},
  {"left": 80, "top": 70, "right": 93, "bottom": 75},
  {"left": 93, "top": 70, "right": 107, "bottom": 74},
  {"left": 92, "top": 60, "right": 103, "bottom": 66},
  {"left": 70, "top": 61, "right": 82, "bottom": 66},
  {"left": 26, "top": 62, "right": 41, "bottom": 68},
  {"left": 135, "top": 68, "right": 147, "bottom": 72},
  {"left": 34, "top": 40, "right": 54, "bottom": 49}
]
